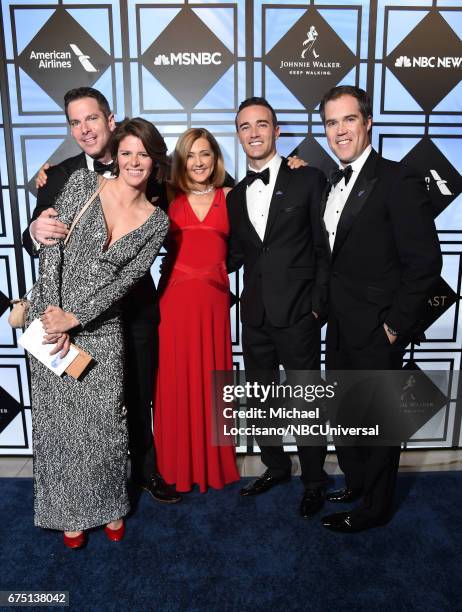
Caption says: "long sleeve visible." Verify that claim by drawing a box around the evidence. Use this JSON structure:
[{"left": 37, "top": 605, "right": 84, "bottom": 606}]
[
  {"left": 27, "top": 170, "right": 97, "bottom": 322},
  {"left": 22, "top": 165, "right": 79, "bottom": 257},
  {"left": 226, "top": 190, "right": 245, "bottom": 273},
  {"left": 386, "top": 167, "right": 442, "bottom": 334},
  {"left": 309, "top": 169, "right": 329, "bottom": 319}
]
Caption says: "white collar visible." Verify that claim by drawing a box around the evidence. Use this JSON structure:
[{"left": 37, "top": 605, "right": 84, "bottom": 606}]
[
  {"left": 248, "top": 152, "right": 282, "bottom": 174},
  {"left": 339, "top": 144, "right": 372, "bottom": 175},
  {"left": 85, "top": 154, "right": 113, "bottom": 172}
]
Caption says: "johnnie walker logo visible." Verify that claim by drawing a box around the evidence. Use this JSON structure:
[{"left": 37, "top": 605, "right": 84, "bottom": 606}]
[{"left": 266, "top": 7, "right": 356, "bottom": 111}]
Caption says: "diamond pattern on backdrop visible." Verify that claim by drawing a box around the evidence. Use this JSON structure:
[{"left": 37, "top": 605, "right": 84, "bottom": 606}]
[
  {"left": 418, "top": 276, "right": 458, "bottom": 334},
  {"left": 141, "top": 7, "right": 234, "bottom": 110},
  {"left": 265, "top": 7, "right": 356, "bottom": 111},
  {"left": 17, "top": 7, "right": 112, "bottom": 109},
  {"left": 290, "top": 135, "right": 337, "bottom": 178},
  {"left": 0, "top": 387, "right": 22, "bottom": 437},
  {"left": 0, "top": 291, "right": 10, "bottom": 318},
  {"left": 386, "top": 12, "right": 462, "bottom": 113},
  {"left": 402, "top": 138, "right": 462, "bottom": 218}
]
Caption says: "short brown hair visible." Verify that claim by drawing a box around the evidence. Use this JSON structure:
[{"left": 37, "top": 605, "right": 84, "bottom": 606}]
[
  {"left": 319, "top": 86, "right": 373, "bottom": 124},
  {"left": 110, "top": 117, "right": 169, "bottom": 182},
  {"left": 171, "top": 128, "right": 225, "bottom": 193},
  {"left": 235, "top": 97, "right": 278, "bottom": 130},
  {"left": 64, "top": 87, "right": 111, "bottom": 122}
]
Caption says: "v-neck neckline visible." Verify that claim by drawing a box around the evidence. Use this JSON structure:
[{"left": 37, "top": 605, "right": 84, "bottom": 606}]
[
  {"left": 98, "top": 195, "right": 158, "bottom": 252},
  {"left": 185, "top": 192, "right": 217, "bottom": 224}
]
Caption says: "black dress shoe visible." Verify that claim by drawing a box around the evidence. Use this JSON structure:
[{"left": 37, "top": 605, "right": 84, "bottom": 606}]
[
  {"left": 326, "top": 487, "right": 362, "bottom": 504},
  {"left": 300, "top": 487, "right": 325, "bottom": 519},
  {"left": 239, "top": 471, "right": 291, "bottom": 497},
  {"left": 321, "top": 511, "right": 382, "bottom": 533},
  {"left": 142, "top": 475, "right": 182, "bottom": 503}
]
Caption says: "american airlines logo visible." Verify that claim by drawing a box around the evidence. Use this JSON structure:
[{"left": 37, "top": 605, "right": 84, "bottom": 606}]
[
  {"left": 395, "top": 54, "right": 462, "bottom": 69},
  {"left": 402, "top": 137, "right": 462, "bottom": 218},
  {"left": 29, "top": 44, "right": 97, "bottom": 71},
  {"left": 153, "top": 52, "right": 222, "bottom": 66},
  {"left": 69, "top": 44, "right": 97, "bottom": 72},
  {"left": 425, "top": 170, "right": 453, "bottom": 196},
  {"left": 17, "top": 7, "right": 110, "bottom": 108}
]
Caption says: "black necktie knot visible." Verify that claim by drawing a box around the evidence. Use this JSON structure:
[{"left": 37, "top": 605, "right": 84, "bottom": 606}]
[
  {"left": 94, "top": 160, "right": 115, "bottom": 175},
  {"left": 246, "top": 167, "right": 270, "bottom": 187},
  {"left": 329, "top": 165, "right": 352, "bottom": 187}
]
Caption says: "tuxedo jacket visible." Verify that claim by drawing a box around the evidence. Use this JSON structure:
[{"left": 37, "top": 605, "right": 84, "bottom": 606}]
[
  {"left": 323, "top": 149, "right": 442, "bottom": 349},
  {"left": 226, "top": 159, "right": 329, "bottom": 328},
  {"left": 22, "top": 152, "right": 163, "bottom": 326}
]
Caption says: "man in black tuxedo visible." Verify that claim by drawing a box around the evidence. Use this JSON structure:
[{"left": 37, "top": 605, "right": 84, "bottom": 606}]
[
  {"left": 22, "top": 86, "right": 181, "bottom": 504},
  {"left": 227, "top": 97, "right": 329, "bottom": 517},
  {"left": 319, "top": 86, "right": 441, "bottom": 532}
]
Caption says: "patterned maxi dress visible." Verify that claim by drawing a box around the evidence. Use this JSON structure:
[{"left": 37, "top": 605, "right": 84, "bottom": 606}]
[{"left": 27, "top": 169, "right": 169, "bottom": 531}]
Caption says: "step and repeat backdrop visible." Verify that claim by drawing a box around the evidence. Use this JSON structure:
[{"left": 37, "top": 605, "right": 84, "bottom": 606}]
[{"left": 0, "top": 0, "right": 461, "bottom": 454}]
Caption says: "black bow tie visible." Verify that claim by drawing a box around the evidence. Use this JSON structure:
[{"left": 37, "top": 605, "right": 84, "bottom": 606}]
[
  {"left": 94, "top": 160, "right": 115, "bottom": 175},
  {"left": 329, "top": 165, "right": 353, "bottom": 187},
  {"left": 246, "top": 167, "right": 270, "bottom": 187}
]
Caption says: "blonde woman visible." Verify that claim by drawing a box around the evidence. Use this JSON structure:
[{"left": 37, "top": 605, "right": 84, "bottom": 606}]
[{"left": 154, "top": 128, "right": 240, "bottom": 492}]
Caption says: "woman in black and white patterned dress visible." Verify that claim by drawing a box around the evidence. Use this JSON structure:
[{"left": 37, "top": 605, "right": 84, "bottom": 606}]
[{"left": 27, "top": 118, "right": 169, "bottom": 548}]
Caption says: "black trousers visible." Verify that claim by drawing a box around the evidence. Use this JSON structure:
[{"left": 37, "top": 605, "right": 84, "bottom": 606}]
[
  {"left": 123, "top": 318, "right": 158, "bottom": 484},
  {"left": 242, "top": 312, "right": 327, "bottom": 488},
  {"left": 326, "top": 324, "right": 405, "bottom": 522}
]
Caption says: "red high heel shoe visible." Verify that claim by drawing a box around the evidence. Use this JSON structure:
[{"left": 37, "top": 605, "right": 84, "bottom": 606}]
[
  {"left": 63, "top": 531, "right": 85, "bottom": 549},
  {"left": 104, "top": 522, "right": 125, "bottom": 542}
]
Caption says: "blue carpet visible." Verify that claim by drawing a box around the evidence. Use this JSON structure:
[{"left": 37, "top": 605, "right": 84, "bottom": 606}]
[{"left": 0, "top": 473, "right": 461, "bottom": 611}]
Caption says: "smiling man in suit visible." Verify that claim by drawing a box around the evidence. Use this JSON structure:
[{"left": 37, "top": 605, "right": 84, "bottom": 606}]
[
  {"left": 22, "top": 87, "right": 181, "bottom": 505},
  {"left": 227, "top": 97, "right": 329, "bottom": 517},
  {"left": 319, "top": 85, "right": 441, "bottom": 532}
]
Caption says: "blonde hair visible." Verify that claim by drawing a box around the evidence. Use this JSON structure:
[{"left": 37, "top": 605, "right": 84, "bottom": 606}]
[{"left": 171, "top": 128, "right": 225, "bottom": 192}]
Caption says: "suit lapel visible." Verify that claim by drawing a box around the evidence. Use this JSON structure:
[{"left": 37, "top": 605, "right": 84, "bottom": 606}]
[
  {"left": 65, "top": 152, "right": 87, "bottom": 172},
  {"left": 331, "top": 150, "right": 379, "bottom": 260},
  {"left": 234, "top": 179, "right": 262, "bottom": 246},
  {"left": 76, "top": 152, "right": 87, "bottom": 169},
  {"left": 263, "top": 160, "right": 290, "bottom": 243},
  {"left": 320, "top": 182, "right": 331, "bottom": 255},
  {"left": 57, "top": 153, "right": 87, "bottom": 181}
]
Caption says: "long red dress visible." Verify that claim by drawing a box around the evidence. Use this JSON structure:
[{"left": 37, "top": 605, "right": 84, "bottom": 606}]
[{"left": 154, "top": 188, "right": 240, "bottom": 492}]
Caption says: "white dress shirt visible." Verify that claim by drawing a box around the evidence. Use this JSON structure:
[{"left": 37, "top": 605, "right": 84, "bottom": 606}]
[
  {"left": 85, "top": 154, "right": 115, "bottom": 179},
  {"left": 323, "top": 145, "right": 372, "bottom": 251},
  {"left": 246, "top": 153, "right": 282, "bottom": 241}
]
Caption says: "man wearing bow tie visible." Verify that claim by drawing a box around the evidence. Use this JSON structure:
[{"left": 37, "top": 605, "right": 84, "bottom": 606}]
[
  {"left": 320, "top": 86, "right": 441, "bottom": 532},
  {"left": 227, "top": 97, "right": 330, "bottom": 517},
  {"left": 22, "top": 87, "right": 181, "bottom": 505}
]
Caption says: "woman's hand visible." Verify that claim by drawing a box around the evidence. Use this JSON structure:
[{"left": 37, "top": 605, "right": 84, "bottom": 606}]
[
  {"left": 43, "top": 332, "right": 71, "bottom": 358},
  {"left": 287, "top": 155, "right": 308, "bottom": 169},
  {"left": 41, "top": 306, "right": 80, "bottom": 334}
]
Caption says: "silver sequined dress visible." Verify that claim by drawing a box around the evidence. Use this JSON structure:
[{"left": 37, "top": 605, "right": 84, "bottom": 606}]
[{"left": 27, "top": 169, "right": 169, "bottom": 531}]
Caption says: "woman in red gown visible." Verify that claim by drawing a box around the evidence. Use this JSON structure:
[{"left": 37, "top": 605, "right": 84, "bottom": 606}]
[{"left": 154, "top": 128, "right": 240, "bottom": 492}]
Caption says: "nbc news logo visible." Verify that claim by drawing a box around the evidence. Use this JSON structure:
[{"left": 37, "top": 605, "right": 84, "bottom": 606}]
[
  {"left": 395, "top": 54, "right": 462, "bottom": 68},
  {"left": 395, "top": 56, "right": 411, "bottom": 67}
]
